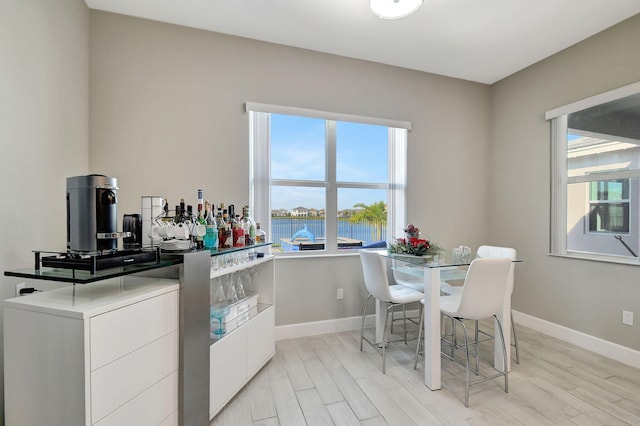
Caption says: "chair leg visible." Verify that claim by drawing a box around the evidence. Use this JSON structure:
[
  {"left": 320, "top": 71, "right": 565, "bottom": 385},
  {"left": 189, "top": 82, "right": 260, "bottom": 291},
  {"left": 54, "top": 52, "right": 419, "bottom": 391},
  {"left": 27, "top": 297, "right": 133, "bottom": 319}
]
[
  {"left": 459, "top": 319, "right": 471, "bottom": 407},
  {"left": 403, "top": 305, "right": 408, "bottom": 344},
  {"left": 511, "top": 310, "right": 520, "bottom": 364},
  {"left": 494, "top": 315, "right": 509, "bottom": 394},
  {"left": 360, "top": 295, "right": 371, "bottom": 352},
  {"left": 450, "top": 316, "right": 456, "bottom": 359},
  {"left": 382, "top": 304, "right": 392, "bottom": 374},
  {"left": 390, "top": 305, "right": 395, "bottom": 334},
  {"left": 413, "top": 304, "right": 424, "bottom": 370},
  {"left": 474, "top": 320, "right": 480, "bottom": 372}
]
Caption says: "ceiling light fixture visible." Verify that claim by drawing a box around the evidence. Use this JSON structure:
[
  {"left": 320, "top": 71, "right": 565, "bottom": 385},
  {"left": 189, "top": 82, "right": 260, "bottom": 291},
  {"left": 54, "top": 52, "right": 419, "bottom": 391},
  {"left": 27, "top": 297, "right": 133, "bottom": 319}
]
[{"left": 370, "top": 0, "right": 423, "bottom": 19}]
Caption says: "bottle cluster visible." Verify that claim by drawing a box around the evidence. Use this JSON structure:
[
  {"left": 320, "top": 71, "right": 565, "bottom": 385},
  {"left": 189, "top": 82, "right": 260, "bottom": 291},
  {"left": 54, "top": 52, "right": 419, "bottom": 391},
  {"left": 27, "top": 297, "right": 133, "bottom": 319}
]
[{"left": 168, "top": 189, "right": 260, "bottom": 251}]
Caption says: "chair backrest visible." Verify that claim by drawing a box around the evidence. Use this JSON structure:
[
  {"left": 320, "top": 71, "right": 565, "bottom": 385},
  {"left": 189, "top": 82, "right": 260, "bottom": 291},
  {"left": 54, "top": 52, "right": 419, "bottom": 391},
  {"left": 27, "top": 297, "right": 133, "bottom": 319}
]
[
  {"left": 359, "top": 250, "right": 394, "bottom": 303},
  {"left": 454, "top": 257, "right": 511, "bottom": 320},
  {"left": 476, "top": 245, "right": 516, "bottom": 260},
  {"left": 476, "top": 245, "right": 517, "bottom": 295}
]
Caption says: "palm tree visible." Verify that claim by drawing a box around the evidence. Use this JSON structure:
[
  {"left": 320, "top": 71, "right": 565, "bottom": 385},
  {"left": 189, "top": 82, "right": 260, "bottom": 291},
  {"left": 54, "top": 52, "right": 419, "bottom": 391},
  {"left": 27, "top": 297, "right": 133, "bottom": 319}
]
[{"left": 349, "top": 201, "right": 387, "bottom": 242}]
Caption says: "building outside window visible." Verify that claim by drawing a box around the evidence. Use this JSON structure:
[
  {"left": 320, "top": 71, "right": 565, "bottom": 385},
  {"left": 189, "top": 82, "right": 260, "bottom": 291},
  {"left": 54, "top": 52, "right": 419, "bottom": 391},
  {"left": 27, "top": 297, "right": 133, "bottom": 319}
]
[
  {"left": 247, "top": 103, "right": 409, "bottom": 254},
  {"left": 588, "top": 179, "right": 629, "bottom": 234},
  {"left": 547, "top": 83, "right": 640, "bottom": 262}
]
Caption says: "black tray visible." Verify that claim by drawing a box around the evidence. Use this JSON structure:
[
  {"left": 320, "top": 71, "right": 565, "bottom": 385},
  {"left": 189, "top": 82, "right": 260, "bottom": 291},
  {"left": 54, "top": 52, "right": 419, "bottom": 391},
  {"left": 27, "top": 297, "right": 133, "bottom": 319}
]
[{"left": 41, "top": 249, "right": 159, "bottom": 273}]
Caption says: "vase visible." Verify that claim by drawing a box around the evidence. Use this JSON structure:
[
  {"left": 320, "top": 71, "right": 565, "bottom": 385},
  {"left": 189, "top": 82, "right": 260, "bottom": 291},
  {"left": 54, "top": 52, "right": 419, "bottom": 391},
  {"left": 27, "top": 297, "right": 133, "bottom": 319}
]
[{"left": 392, "top": 253, "right": 433, "bottom": 264}]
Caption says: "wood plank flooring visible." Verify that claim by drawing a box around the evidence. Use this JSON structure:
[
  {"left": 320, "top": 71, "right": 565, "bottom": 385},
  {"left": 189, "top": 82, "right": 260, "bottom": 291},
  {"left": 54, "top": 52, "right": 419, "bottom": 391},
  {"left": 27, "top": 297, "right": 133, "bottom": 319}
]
[{"left": 211, "top": 319, "right": 640, "bottom": 425}]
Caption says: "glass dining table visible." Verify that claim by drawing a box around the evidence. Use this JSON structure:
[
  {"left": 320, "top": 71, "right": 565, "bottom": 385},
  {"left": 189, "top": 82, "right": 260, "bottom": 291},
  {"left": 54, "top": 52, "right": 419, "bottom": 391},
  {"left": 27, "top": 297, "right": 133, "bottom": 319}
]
[{"left": 375, "top": 250, "right": 517, "bottom": 391}]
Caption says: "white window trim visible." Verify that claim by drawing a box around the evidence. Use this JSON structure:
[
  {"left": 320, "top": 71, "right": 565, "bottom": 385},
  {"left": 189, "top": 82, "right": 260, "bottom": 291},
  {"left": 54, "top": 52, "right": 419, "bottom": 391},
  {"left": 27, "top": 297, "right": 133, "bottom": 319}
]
[
  {"left": 247, "top": 102, "right": 408, "bottom": 255},
  {"left": 246, "top": 102, "right": 411, "bottom": 130},
  {"left": 547, "top": 82, "right": 640, "bottom": 265}
]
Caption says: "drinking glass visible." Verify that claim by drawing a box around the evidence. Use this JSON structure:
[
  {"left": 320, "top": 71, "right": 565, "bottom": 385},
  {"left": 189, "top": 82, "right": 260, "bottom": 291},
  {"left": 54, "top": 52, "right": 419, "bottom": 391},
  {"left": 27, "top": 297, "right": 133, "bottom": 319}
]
[{"left": 210, "top": 304, "right": 230, "bottom": 335}]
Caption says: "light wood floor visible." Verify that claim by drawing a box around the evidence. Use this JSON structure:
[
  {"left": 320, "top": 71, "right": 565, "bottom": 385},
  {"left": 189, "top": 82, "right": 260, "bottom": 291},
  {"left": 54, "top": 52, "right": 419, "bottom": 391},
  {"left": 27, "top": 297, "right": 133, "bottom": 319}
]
[{"left": 211, "top": 319, "right": 640, "bottom": 425}]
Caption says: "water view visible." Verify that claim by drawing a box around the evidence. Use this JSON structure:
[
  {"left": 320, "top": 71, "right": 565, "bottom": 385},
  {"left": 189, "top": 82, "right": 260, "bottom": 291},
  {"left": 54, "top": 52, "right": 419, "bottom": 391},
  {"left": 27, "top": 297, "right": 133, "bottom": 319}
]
[{"left": 271, "top": 217, "right": 386, "bottom": 251}]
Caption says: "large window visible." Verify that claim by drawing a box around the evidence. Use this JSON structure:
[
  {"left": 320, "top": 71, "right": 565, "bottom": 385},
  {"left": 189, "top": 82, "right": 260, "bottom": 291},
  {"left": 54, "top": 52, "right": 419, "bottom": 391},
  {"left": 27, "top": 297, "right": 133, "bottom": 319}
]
[
  {"left": 247, "top": 103, "right": 408, "bottom": 254},
  {"left": 547, "top": 82, "right": 640, "bottom": 262}
]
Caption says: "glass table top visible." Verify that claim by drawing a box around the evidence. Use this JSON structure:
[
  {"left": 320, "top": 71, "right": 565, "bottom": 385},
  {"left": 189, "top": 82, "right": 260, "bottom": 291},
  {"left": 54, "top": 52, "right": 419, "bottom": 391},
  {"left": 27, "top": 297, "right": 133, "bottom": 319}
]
[{"left": 378, "top": 250, "right": 472, "bottom": 268}]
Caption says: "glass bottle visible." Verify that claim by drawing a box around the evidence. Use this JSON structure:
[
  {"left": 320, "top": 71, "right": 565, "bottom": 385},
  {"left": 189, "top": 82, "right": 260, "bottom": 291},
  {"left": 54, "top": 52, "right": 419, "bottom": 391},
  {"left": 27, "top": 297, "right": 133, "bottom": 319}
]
[
  {"left": 241, "top": 206, "right": 256, "bottom": 246},
  {"left": 233, "top": 214, "right": 245, "bottom": 248},
  {"left": 195, "top": 207, "right": 206, "bottom": 249},
  {"left": 204, "top": 201, "right": 218, "bottom": 250},
  {"left": 197, "top": 189, "right": 204, "bottom": 213},
  {"left": 255, "top": 222, "right": 268, "bottom": 256},
  {"left": 255, "top": 222, "right": 266, "bottom": 244},
  {"left": 176, "top": 198, "right": 186, "bottom": 223},
  {"left": 220, "top": 209, "right": 233, "bottom": 249}
]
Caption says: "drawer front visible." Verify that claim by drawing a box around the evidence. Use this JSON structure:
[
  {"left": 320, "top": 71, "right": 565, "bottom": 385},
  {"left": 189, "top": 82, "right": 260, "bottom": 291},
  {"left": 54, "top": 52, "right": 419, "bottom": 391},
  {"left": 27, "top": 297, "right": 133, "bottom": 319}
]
[
  {"left": 90, "top": 290, "right": 178, "bottom": 370},
  {"left": 91, "top": 330, "right": 178, "bottom": 423},
  {"left": 210, "top": 325, "right": 247, "bottom": 418},
  {"left": 246, "top": 307, "right": 275, "bottom": 375},
  {"left": 94, "top": 370, "right": 178, "bottom": 426}
]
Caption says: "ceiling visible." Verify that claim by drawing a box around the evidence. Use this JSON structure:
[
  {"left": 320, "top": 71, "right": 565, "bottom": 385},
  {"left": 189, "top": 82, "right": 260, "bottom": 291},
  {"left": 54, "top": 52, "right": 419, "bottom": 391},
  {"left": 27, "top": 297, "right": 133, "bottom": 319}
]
[{"left": 85, "top": 0, "right": 640, "bottom": 84}]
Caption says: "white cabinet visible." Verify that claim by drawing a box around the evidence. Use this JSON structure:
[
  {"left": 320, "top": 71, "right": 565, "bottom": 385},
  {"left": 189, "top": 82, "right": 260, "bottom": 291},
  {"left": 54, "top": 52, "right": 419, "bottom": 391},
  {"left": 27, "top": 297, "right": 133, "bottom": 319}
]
[
  {"left": 3, "top": 276, "right": 180, "bottom": 426},
  {"left": 208, "top": 254, "right": 275, "bottom": 419}
]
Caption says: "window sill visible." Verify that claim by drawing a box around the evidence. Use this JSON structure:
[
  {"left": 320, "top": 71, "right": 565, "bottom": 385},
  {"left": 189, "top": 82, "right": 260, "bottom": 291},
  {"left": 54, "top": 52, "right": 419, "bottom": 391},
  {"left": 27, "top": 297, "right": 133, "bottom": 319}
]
[
  {"left": 273, "top": 251, "right": 361, "bottom": 260},
  {"left": 549, "top": 252, "right": 640, "bottom": 266}
]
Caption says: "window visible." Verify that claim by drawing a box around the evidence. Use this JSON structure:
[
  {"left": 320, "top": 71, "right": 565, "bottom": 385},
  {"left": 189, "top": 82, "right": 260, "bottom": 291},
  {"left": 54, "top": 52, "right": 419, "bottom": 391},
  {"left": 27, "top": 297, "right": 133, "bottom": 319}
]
[
  {"left": 547, "top": 82, "right": 640, "bottom": 262},
  {"left": 588, "top": 179, "right": 629, "bottom": 233},
  {"left": 247, "top": 103, "right": 409, "bottom": 254}
]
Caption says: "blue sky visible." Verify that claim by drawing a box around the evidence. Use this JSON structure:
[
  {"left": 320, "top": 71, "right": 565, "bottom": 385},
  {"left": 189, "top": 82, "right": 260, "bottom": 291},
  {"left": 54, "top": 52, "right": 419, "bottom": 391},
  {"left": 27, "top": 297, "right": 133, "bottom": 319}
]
[{"left": 270, "top": 114, "right": 388, "bottom": 211}]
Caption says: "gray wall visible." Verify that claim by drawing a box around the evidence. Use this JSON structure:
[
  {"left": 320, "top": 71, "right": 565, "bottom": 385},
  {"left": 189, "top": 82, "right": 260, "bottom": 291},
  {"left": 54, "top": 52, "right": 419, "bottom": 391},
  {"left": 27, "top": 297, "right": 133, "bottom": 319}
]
[
  {"left": 0, "top": 0, "right": 90, "bottom": 420},
  {"left": 2, "top": 9, "right": 640, "bottom": 424},
  {"left": 491, "top": 14, "right": 640, "bottom": 350},
  {"left": 88, "top": 12, "right": 492, "bottom": 328}
]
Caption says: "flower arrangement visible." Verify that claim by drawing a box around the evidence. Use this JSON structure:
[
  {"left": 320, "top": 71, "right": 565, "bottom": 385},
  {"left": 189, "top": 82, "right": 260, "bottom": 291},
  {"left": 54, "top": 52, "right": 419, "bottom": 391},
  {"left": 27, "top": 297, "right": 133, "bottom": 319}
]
[{"left": 388, "top": 224, "right": 443, "bottom": 257}]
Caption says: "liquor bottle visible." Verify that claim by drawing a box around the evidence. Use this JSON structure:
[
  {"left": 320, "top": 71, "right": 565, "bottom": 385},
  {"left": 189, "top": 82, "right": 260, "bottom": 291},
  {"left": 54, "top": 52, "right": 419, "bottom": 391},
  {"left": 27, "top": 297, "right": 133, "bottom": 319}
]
[
  {"left": 195, "top": 201, "right": 206, "bottom": 249},
  {"left": 255, "top": 222, "right": 268, "bottom": 255},
  {"left": 255, "top": 223, "right": 266, "bottom": 244},
  {"left": 241, "top": 206, "right": 256, "bottom": 246},
  {"left": 219, "top": 209, "right": 233, "bottom": 249},
  {"left": 204, "top": 201, "right": 218, "bottom": 250},
  {"left": 197, "top": 189, "right": 204, "bottom": 213},
  {"left": 176, "top": 198, "right": 186, "bottom": 223},
  {"left": 232, "top": 214, "right": 245, "bottom": 248}
]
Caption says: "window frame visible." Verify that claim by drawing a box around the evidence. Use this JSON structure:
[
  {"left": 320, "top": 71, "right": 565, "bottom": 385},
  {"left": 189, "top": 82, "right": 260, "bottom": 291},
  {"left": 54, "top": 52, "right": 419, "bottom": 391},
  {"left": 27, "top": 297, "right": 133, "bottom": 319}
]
[
  {"left": 546, "top": 81, "right": 640, "bottom": 264},
  {"left": 247, "top": 102, "right": 409, "bottom": 256}
]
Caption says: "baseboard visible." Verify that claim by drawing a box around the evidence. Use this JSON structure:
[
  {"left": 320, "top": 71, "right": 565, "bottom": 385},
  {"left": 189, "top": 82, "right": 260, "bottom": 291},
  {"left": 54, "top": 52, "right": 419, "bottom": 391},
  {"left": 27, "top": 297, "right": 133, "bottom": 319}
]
[
  {"left": 512, "top": 310, "right": 640, "bottom": 369},
  {"left": 275, "top": 310, "right": 420, "bottom": 341},
  {"left": 276, "top": 310, "right": 640, "bottom": 369}
]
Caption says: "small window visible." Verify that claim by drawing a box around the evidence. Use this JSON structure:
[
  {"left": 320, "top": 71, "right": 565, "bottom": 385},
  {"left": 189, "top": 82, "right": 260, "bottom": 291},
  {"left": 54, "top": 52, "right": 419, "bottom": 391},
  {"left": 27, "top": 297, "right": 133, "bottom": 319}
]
[{"left": 587, "top": 180, "right": 629, "bottom": 233}]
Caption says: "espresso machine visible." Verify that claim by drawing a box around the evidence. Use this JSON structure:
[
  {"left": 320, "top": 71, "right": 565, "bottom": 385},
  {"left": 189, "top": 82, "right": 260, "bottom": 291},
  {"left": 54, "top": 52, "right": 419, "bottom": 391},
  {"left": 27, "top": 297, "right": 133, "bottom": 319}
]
[
  {"left": 66, "top": 174, "right": 120, "bottom": 253},
  {"left": 40, "top": 174, "right": 158, "bottom": 273}
]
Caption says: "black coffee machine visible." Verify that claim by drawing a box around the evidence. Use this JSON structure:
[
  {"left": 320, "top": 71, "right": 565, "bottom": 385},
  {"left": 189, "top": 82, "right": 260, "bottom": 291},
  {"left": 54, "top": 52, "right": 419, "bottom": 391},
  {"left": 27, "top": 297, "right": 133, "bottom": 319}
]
[
  {"left": 39, "top": 174, "right": 158, "bottom": 273},
  {"left": 66, "top": 174, "right": 120, "bottom": 253}
]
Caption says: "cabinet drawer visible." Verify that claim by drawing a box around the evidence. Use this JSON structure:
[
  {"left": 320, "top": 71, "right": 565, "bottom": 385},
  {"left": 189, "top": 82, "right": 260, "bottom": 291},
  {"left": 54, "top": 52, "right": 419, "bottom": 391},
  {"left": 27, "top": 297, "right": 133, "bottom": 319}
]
[
  {"left": 94, "top": 370, "right": 178, "bottom": 426},
  {"left": 246, "top": 306, "right": 275, "bottom": 375},
  {"left": 210, "top": 325, "right": 247, "bottom": 418},
  {"left": 90, "top": 291, "right": 178, "bottom": 370},
  {"left": 91, "top": 330, "right": 178, "bottom": 423}
]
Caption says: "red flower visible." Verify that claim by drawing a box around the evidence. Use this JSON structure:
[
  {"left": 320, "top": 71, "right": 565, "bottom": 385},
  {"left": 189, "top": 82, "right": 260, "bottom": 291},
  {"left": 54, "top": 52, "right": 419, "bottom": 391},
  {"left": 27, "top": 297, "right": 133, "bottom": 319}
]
[{"left": 388, "top": 225, "right": 442, "bottom": 257}]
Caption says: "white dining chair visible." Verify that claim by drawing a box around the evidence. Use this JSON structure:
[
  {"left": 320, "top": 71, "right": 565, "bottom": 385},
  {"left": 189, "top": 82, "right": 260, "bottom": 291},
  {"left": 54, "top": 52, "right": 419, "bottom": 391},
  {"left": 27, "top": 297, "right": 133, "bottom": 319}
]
[
  {"left": 359, "top": 250, "right": 424, "bottom": 374},
  {"left": 414, "top": 257, "right": 512, "bottom": 407},
  {"left": 440, "top": 245, "right": 520, "bottom": 364}
]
